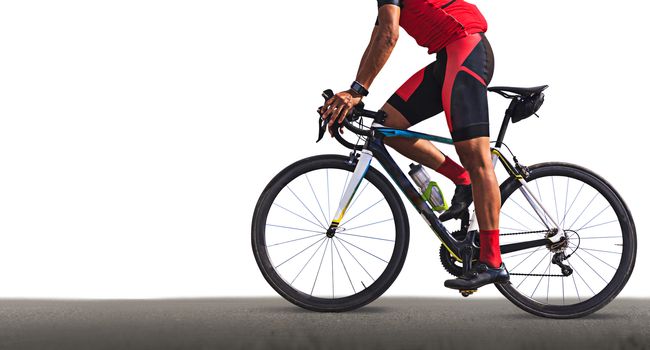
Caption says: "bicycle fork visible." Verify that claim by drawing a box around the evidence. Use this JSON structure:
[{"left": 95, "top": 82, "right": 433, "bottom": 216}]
[{"left": 326, "top": 150, "right": 374, "bottom": 236}]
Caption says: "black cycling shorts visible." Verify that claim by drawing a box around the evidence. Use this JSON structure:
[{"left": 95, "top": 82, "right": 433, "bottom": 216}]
[{"left": 387, "top": 32, "right": 494, "bottom": 142}]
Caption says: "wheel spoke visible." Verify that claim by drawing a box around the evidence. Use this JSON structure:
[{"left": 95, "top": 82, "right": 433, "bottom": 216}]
[
  {"left": 561, "top": 183, "right": 585, "bottom": 227},
  {"left": 547, "top": 261, "right": 551, "bottom": 303},
  {"left": 577, "top": 220, "right": 618, "bottom": 232},
  {"left": 273, "top": 203, "right": 325, "bottom": 230},
  {"left": 266, "top": 223, "right": 324, "bottom": 234},
  {"left": 572, "top": 246, "right": 622, "bottom": 255},
  {"left": 552, "top": 176, "right": 560, "bottom": 224},
  {"left": 572, "top": 252, "right": 611, "bottom": 284},
  {"left": 568, "top": 192, "right": 598, "bottom": 230},
  {"left": 504, "top": 246, "right": 543, "bottom": 259},
  {"left": 563, "top": 178, "right": 570, "bottom": 227},
  {"left": 335, "top": 237, "right": 375, "bottom": 282},
  {"left": 333, "top": 239, "right": 356, "bottom": 294},
  {"left": 576, "top": 206, "right": 611, "bottom": 232},
  {"left": 267, "top": 233, "right": 324, "bottom": 248},
  {"left": 343, "top": 218, "right": 394, "bottom": 231},
  {"left": 510, "top": 196, "right": 545, "bottom": 227},
  {"left": 326, "top": 169, "right": 331, "bottom": 221},
  {"left": 305, "top": 174, "right": 329, "bottom": 226},
  {"left": 509, "top": 246, "right": 544, "bottom": 272},
  {"left": 345, "top": 181, "right": 370, "bottom": 218},
  {"left": 516, "top": 251, "right": 550, "bottom": 289},
  {"left": 574, "top": 247, "right": 618, "bottom": 270},
  {"left": 339, "top": 198, "right": 385, "bottom": 227},
  {"left": 288, "top": 186, "right": 327, "bottom": 229},
  {"left": 337, "top": 237, "right": 389, "bottom": 263},
  {"left": 570, "top": 261, "right": 581, "bottom": 302},
  {"left": 275, "top": 236, "right": 326, "bottom": 269},
  {"left": 560, "top": 278, "right": 565, "bottom": 305},
  {"left": 568, "top": 260, "right": 596, "bottom": 295},
  {"left": 500, "top": 210, "right": 533, "bottom": 231},
  {"left": 500, "top": 226, "right": 531, "bottom": 232},
  {"left": 331, "top": 237, "right": 334, "bottom": 298},
  {"left": 310, "top": 239, "right": 330, "bottom": 295},
  {"left": 531, "top": 256, "right": 552, "bottom": 299},
  {"left": 291, "top": 237, "right": 328, "bottom": 285},
  {"left": 337, "top": 232, "right": 395, "bottom": 242}
]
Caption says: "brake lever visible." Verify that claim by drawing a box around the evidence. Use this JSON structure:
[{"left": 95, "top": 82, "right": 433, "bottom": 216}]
[
  {"left": 316, "top": 109, "right": 328, "bottom": 143},
  {"left": 316, "top": 89, "right": 335, "bottom": 143},
  {"left": 316, "top": 89, "right": 365, "bottom": 143}
]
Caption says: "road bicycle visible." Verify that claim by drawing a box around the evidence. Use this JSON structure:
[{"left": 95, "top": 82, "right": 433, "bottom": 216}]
[{"left": 251, "top": 86, "right": 636, "bottom": 318}]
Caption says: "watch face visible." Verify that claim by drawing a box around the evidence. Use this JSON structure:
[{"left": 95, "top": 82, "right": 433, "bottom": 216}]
[{"left": 352, "top": 81, "right": 369, "bottom": 96}]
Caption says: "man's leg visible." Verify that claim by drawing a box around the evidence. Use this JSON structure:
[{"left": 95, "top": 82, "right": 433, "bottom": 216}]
[
  {"left": 454, "top": 137, "right": 500, "bottom": 233},
  {"left": 381, "top": 103, "right": 446, "bottom": 169},
  {"left": 454, "top": 137, "right": 502, "bottom": 269},
  {"left": 443, "top": 136, "right": 508, "bottom": 291},
  {"left": 381, "top": 103, "right": 472, "bottom": 189}
]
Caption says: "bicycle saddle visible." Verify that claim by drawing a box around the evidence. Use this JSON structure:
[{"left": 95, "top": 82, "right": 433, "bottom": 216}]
[{"left": 488, "top": 85, "right": 548, "bottom": 97}]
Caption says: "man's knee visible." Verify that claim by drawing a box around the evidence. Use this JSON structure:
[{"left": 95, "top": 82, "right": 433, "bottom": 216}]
[
  {"left": 382, "top": 103, "right": 411, "bottom": 129},
  {"left": 455, "top": 139, "right": 492, "bottom": 175},
  {"left": 381, "top": 103, "right": 412, "bottom": 147}
]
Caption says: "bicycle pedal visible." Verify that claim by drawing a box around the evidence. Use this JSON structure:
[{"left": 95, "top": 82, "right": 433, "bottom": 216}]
[{"left": 460, "top": 290, "right": 477, "bottom": 297}]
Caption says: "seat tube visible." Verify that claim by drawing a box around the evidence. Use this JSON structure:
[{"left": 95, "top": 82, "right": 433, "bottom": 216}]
[{"left": 329, "top": 150, "right": 374, "bottom": 229}]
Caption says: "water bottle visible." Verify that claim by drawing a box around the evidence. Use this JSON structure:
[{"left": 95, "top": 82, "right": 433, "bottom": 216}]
[{"left": 408, "top": 163, "right": 448, "bottom": 213}]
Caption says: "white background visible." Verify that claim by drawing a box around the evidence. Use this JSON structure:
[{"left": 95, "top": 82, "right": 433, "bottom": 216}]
[{"left": 0, "top": 0, "right": 648, "bottom": 298}]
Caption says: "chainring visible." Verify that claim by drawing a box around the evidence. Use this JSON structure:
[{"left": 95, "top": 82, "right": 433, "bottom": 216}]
[{"left": 439, "top": 230, "right": 467, "bottom": 277}]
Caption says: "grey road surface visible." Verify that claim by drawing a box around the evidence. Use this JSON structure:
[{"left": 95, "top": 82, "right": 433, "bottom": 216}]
[{"left": 0, "top": 298, "right": 648, "bottom": 350}]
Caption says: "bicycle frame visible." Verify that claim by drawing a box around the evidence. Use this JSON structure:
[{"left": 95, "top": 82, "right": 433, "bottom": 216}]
[{"left": 328, "top": 123, "right": 563, "bottom": 263}]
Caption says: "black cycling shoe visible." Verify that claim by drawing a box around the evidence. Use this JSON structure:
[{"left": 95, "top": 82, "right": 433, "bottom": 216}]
[
  {"left": 444, "top": 263, "right": 510, "bottom": 290},
  {"left": 439, "top": 184, "right": 472, "bottom": 222}
]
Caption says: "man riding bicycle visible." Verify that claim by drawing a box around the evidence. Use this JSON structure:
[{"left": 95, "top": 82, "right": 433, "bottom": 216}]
[{"left": 320, "top": 0, "right": 508, "bottom": 290}]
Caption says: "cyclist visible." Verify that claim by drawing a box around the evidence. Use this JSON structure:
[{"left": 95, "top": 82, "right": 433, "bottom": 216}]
[{"left": 320, "top": 0, "right": 508, "bottom": 291}]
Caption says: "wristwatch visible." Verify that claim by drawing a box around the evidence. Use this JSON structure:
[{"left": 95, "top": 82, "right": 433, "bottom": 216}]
[{"left": 350, "top": 81, "right": 369, "bottom": 97}]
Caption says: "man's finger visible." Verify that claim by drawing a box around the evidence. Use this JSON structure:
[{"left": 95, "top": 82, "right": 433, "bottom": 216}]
[
  {"left": 339, "top": 106, "right": 351, "bottom": 123},
  {"left": 327, "top": 106, "right": 341, "bottom": 126},
  {"left": 331, "top": 106, "right": 345, "bottom": 127}
]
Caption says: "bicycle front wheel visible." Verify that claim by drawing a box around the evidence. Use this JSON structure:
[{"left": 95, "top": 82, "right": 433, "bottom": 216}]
[
  {"left": 496, "top": 163, "right": 636, "bottom": 318},
  {"left": 252, "top": 154, "right": 409, "bottom": 312}
]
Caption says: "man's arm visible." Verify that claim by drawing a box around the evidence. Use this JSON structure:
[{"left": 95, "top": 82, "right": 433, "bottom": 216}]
[
  {"left": 356, "top": 26, "right": 379, "bottom": 79},
  {"left": 322, "top": 4, "right": 400, "bottom": 125},
  {"left": 355, "top": 4, "right": 400, "bottom": 90}
]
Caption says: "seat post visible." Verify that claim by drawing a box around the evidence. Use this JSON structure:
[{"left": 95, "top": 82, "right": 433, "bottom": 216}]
[{"left": 495, "top": 98, "right": 517, "bottom": 148}]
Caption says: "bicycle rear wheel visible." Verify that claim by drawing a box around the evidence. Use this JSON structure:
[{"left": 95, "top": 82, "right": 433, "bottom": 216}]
[
  {"left": 496, "top": 163, "right": 636, "bottom": 318},
  {"left": 252, "top": 154, "right": 409, "bottom": 312}
]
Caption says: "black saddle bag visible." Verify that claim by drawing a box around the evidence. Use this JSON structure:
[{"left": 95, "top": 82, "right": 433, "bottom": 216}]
[{"left": 510, "top": 93, "right": 545, "bottom": 123}]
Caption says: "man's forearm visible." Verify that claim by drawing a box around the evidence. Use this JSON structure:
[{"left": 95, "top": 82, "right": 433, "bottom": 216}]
[
  {"left": 356, "top": 28, "right": 378, "bottom": 79},
  {"left": 355, "top": 27, "right": 398, "bottom": 90}
]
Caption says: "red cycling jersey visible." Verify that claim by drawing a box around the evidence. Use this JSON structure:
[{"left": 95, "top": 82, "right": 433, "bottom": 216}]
[{"left": 379, "top": 0, "right": 488, "bottom": 54}]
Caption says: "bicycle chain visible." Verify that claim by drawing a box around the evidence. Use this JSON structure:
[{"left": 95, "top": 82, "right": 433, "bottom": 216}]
[
  {"left": 500, "top": 229, "right": 552, "bottom": 236},
  {"left": 510, "top": 273, "right": 565, "bottom": 277},
  {"left": 502, "top": 229, "right": 566, "bottom": 277}
]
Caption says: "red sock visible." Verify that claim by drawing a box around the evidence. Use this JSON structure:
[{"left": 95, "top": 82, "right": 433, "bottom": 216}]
[
  {"left": 479, "top": 229, "right": 502, "bottom": 268},
  {"left": 435, "top": 156, "right": 471, "bottom": 185}
]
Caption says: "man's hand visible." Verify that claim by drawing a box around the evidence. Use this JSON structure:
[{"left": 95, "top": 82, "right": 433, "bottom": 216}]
[{"left": 321, "top": 90, "right": 363, "bottom": 135}]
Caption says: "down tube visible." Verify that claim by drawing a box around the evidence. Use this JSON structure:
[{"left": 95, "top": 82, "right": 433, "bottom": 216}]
[{"left": 367, "top": 139, "right": 460, "bottom": 253}]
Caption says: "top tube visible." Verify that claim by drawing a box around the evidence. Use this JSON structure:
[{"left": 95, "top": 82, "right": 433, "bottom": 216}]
[{"left": 374, "top": 128, "right": 455, "bottom": 145}]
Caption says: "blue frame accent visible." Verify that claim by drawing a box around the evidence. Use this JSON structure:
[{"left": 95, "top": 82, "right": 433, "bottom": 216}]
[{"left": 375, "top": 128, "right": 454, "bottom": 145}]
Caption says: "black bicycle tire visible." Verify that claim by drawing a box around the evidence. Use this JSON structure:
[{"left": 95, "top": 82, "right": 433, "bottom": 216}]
[
  {"left": 251, "top": 154, "right": 410, "bottom": 312},
  {"left": 495, "top": 162, "right": 636, "bottom": 319}
]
